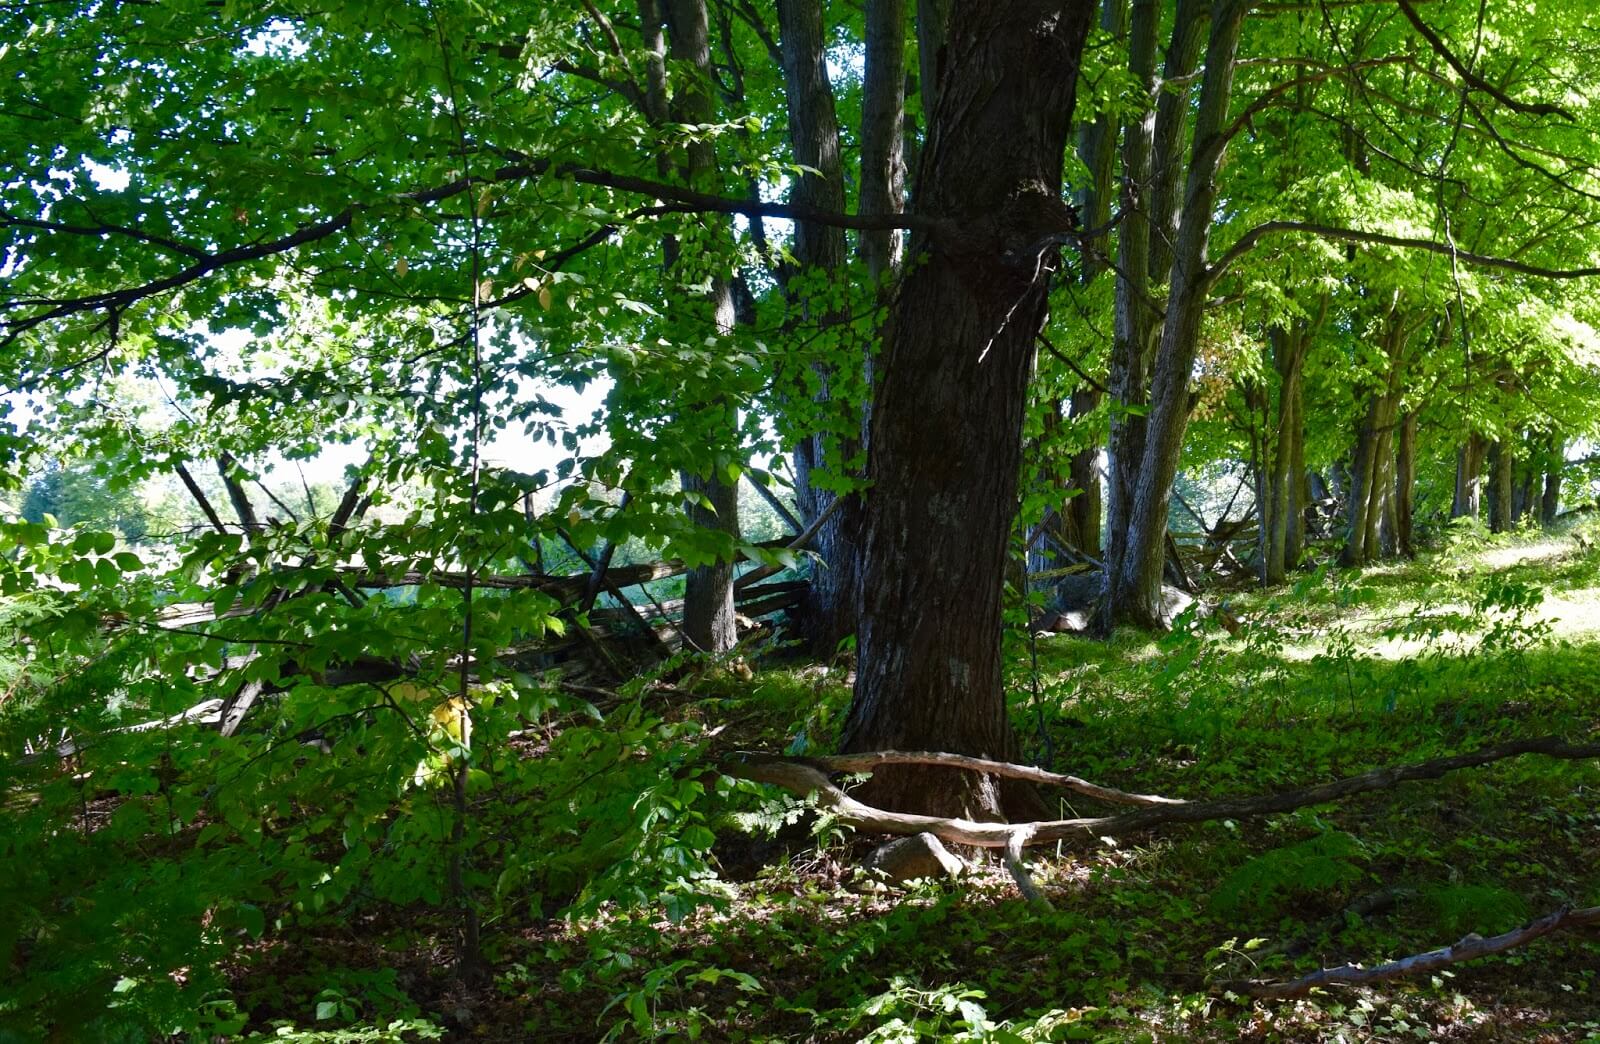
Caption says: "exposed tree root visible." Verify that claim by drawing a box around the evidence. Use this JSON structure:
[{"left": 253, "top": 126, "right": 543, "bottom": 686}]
[
  {"left": 1233, "top": 904, "right": 1600, "bottom": 1000},
  {"left": 731, "top": 737, "right": 1600, "bottom": 899},
  {"left": 811, "top": 750, "right": 1184, "bottom": 807},
  {"left": 1001, "top": 825, "right": 1054, "bottom": 910}
]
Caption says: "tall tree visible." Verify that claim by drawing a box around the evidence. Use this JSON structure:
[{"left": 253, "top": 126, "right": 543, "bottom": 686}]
[{"left": 839, "top": 0, "right": 1096, "bottom": 818}]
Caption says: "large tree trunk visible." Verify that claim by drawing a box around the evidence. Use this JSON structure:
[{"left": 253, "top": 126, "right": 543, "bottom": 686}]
[
  {"left": 1104, "top": 0, "right": 1248, "bottom": 628},
  {"left": 840, "top": 0, "right": 1095, "bottom": 819},
  {"left": 777, "top": 0, "right": 864, "bottom": 654}
]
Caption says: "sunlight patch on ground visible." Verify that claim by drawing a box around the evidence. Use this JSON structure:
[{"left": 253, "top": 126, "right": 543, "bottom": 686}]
[
  {"left": 1269, "top": 536, "right": 1600, "bottom": 662},
  {"left": 1476, "top": 536, "right": 1579, "bottom": 572}
]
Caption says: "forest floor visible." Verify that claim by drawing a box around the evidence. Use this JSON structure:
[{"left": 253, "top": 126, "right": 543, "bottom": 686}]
[{"left": 229, "top": 523, "right": 1600, "bottom": 1043}]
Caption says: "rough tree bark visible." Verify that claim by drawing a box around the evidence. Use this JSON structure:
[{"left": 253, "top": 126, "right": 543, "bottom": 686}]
[{"left": 839, "top": 0, "right": 1096, "bottom": 819}]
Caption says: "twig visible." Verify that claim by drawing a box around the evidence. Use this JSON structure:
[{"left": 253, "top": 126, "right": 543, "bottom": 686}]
[{"left": 733, "top": 492, "right": 847, "bottom": 590}]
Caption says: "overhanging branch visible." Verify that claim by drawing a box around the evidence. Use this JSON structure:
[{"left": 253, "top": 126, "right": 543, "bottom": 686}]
[
  {"left": 1395, "top": 0, "right": 1575, "bottom": 121},
  {"left": 3, "top": 159, "right": 946, "bottom": 345},
  {"left": 1207, "top": 221, "right": 1600, "bottom": 288}
]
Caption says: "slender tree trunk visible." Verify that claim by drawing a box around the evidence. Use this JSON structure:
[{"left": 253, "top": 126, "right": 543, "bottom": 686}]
[
  {"left": 1340, "top": 312, "right": 1408, "bottom": 567},
  {"left": 841, "top": 0, "right": 1095, "bottom": 819},
  {"left": 1542, "top": 438, "right": 1564, "bottom": 526},
  {"left": 1377, "top": 446, "right": 1397, "bottom": 557},
  {"left": 860, "top": 0, "right": 907, "bottom": 285},
  {"left": 1394, "top": 410, "right": 1416, "bottom": 557},
  {"left": 1105, "top": 0, "right": 1249, "bottom": 628},
  {"left": 1340, "top": 398, "right": 1382, "bottom": 566},
  {"left": 1102, "top": 0, "right": 1159, "bottom": 621},
  {"left": 777, "top": 0, "right": 863, "bottom": 653},
  {"left": 1452, "top": 432, "right": 1486, "bottom": 520},
  {"left": 1064, "top": 385, "right": 1103, "bottom": 557},
  {"left": 1261, "top": 326, "right": 1306, "bottom": 584},
  {"left": 1287, "top": 429, "right": 1308, "bottom": 566},
  {"left": 914, "top": 0, "right": 952, "bottom": 123},
  {"left": 1055, "top": 0, "right": 1122, "bottom": 560},
  {"left": 1511, "top": 439, "right": 1537, "bottom": 525},
  {"left": 663, "top": 0, "right": 740, "bottom": 652},
  {"left": 1488, "top": 440, "right": 1514, "bottom": 533},
  {"left": 1145, "top": 0, "right": 1207, "bottom": 280}
]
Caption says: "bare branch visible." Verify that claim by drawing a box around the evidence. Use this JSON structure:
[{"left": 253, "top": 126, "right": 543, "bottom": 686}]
[
  {"left": 216, "top": 452, "right": 261, "bottom": 530},
  {"left": 1395, "top": 0, "right": 1575, "bottom": 120},
  {"left": 0, "top": 206, "right": 206, "bottom": 258},
  {"left": 1208, "top": 221, "right": 1600, "bottom": 288},
  {"left": 1037, "top": 332, "right": 1111, "bottom": 398},
  {"left": 732, "top": 491, "right": 847, "bottom": 590},
  {"left": 174, "top": 461, "right": 228, "bottom": 534},
  {"left": 3, "top": 159, "right": 944, "bottom": 344}
]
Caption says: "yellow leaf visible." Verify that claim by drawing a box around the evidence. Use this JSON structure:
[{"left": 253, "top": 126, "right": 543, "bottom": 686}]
[
  {"left": 539, "top": 286, "right": 553, "bottom": 310},
  {"left": 395, "top": 257, "right": 408, "bottom": 277},
  {"left": 430, "top": 697, "right": 472, "bottom": 748},
  {"left": 533, "top": 248, "right": 547, "bottom": 260},
  {"left": 522, "top": 276, "right": 542, "bottom": 292},
  {"left": 477, "top": 278, "right": 494, "bottom": 303}
]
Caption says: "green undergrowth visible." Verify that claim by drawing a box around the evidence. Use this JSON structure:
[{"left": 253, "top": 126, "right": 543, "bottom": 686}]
[{"left": 4, "top": 527, "right": 1600, "bottom": 1041}]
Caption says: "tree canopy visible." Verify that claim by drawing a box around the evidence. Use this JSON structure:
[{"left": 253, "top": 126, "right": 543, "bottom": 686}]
[{"left": 3, "top": 0, "right": 1600, "bottom": 1037}]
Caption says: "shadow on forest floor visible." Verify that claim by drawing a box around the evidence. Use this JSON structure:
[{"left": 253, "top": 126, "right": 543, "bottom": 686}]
[
  {"left": 216, "top": 527, "right": 1600, "bottom": 1041},
  {"left": 445, "top": 530, "right": 1600, "bottom": 1041}
]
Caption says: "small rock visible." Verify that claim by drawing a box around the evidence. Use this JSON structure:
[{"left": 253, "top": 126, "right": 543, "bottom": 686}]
[
  {"left": 1160, "top": 585, "right": 1194, "bottom": 623},
  {"left": 862, "top": 832, "right": 965, "bottom": 885}
]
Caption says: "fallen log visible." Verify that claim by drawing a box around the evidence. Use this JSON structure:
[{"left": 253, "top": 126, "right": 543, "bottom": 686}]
[
  {"left": 1234, "top": 903, "right": 1600, "bottom": 1000},
  {"left": 345, "top": 560, "right": 685, "bottom": 599}
]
